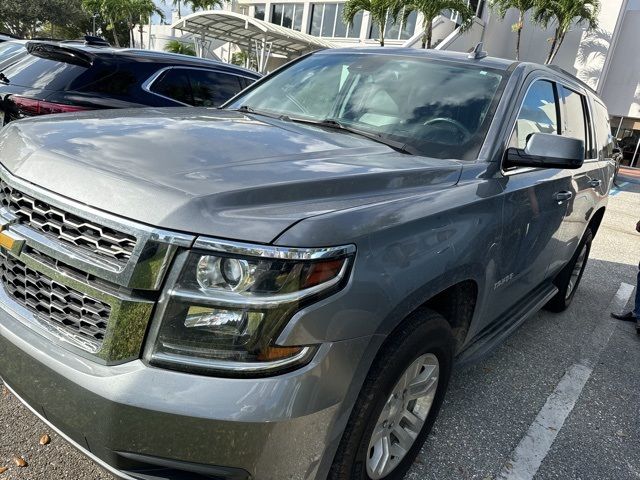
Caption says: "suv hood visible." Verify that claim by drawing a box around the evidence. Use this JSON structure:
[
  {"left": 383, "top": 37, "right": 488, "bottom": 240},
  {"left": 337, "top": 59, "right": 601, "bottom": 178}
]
[{"left": 0, "top": 108, "right": 462, "bottom": 243}]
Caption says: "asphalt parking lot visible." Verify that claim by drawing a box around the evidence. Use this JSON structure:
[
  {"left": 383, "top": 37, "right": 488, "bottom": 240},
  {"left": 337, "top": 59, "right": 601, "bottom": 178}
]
[{"left": 1, "top": 177, "right": 639, "bottom": 480}]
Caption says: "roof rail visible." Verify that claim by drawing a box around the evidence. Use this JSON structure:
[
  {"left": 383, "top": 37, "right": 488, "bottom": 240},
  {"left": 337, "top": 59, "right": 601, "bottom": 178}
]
[
  {"left": 545, "top": 64, "right": 597, "bottom": 94},
  {"left": 468, "top": 42, "right": 488, "bottom": 60}
]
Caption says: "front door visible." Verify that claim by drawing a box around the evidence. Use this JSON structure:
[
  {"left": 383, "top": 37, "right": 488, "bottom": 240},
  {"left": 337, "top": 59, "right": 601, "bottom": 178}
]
[{"left": 492, "top": 78, "right": 572, "bottom": 318}]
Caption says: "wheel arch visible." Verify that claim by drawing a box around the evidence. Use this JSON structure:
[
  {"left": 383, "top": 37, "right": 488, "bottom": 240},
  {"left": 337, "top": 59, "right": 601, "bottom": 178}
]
[
  {"left": 588, "top": 206, "right": 606, "bottom": 236},
  {"left": 379, "top": 275, "right": 480, "bottom": 355}
]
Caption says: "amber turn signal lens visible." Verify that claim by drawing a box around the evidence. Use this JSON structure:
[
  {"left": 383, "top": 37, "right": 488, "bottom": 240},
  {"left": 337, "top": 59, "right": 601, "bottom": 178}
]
[
  {"left": 257, "top": 346, "right": 305, "bottom": 361},
  {"left": 302, "top": 259, "right": 346, "bottom": 289}
]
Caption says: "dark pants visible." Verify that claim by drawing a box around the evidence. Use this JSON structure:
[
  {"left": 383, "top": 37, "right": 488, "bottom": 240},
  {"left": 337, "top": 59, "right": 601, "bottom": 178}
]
[{"left": 635, "top": 263, "right": 640, "bottom": 318}]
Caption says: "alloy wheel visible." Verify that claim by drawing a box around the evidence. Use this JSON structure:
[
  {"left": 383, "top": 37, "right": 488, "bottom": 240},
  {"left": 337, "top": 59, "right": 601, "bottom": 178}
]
[{"left": 365, "top": 353, "right": 439, "bottom": 479}]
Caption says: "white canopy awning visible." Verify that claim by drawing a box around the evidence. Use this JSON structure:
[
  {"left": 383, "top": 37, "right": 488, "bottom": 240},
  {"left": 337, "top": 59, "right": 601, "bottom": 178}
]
[{"left": 171, "top": 10, "right": 336, "bottom": 61}]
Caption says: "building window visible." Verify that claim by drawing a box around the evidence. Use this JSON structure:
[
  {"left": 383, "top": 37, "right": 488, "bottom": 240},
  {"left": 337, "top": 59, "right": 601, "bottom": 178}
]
[
  {"left": 309, "top": 3, "right": 362, "bottom": 38},
  {"left": 253, "top": 4, "right": 265, "bottom": 20},
  {"left": 368, "top": 9, "right": 417, "bottom": 41},
  {"left": 271, "top": 3, "right": 304, "bottom": 31}
]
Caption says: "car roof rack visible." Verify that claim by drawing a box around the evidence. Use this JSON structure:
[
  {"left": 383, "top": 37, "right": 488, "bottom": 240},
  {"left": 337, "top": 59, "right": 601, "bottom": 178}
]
[{"left": 468, "top": 42, "right": 488, "bottom": 60}]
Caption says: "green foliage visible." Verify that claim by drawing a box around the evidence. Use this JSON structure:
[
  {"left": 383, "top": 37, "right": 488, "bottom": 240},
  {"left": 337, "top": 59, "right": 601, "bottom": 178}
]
[
  {"left": 164, "top": 39, "right": 196, "bottom": 55},
  {"left": 231, "top": 50, "right": 257, "bottom": 69},
  {"left": 185, "top": 0, "right": 225, "bottom": 11},
  {"left": 403, "top": 0, "right": 475, "bottom": 48},
  {"left": 0, "top": 0, "right": 90, "bottom": 38},
  {"left": 81, "top": 0, "right": 164, "bottom": 47},
  {"left": 343, "top": 0, "right": 395, "bottom": 46},
  {"left": 533, "top": 0, "right": 600, "bottom": 63}
]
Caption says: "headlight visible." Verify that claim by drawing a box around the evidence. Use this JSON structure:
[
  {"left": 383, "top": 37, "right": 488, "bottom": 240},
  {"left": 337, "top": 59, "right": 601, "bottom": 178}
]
[{"left": 145, "top": 239, "right": 355, "bottom": 376}]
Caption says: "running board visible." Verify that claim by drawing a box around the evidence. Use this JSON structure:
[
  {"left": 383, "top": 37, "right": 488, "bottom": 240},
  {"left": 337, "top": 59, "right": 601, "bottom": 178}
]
[{"left": 455, "top": 283, "right": 559, "bottom": 367}]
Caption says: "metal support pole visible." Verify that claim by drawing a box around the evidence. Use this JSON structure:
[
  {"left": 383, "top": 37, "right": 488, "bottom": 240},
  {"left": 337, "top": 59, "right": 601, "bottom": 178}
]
[
  {"left": 632, "top": 135, "right": 640, "bottom": 168},
  {"left": 615, "top": 116, "right": 624, "bottom": 139}
]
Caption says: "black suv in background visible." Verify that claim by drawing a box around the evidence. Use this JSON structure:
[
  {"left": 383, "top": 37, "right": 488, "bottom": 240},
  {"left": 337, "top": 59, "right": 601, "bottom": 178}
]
[{"left": 0, "top": 41, "right": 260, "bottom": 125}]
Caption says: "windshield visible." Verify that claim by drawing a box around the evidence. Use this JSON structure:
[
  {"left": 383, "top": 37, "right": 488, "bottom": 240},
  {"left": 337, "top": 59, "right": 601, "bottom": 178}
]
[{"left": 226, "top": 52, "right": 507, "bottom": 160}]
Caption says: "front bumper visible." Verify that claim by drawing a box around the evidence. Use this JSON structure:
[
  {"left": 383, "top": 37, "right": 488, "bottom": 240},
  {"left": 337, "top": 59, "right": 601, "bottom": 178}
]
[{"left": 0, "top": 305, "right": 374, "bottom": 480}]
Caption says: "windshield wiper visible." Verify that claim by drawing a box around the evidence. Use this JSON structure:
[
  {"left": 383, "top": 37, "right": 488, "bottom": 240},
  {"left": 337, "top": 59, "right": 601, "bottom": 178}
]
[
  {"left": 285, "top": 116, "right": 416, "bottom": 155},
  {"left": 235, "top": 105, "right": 288, "bottom": 121}
]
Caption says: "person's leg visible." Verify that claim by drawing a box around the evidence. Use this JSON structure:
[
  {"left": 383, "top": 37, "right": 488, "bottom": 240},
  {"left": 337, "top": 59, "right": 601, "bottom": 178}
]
[{"left": 634, "top": 263, "right": 640, "bottom": 318}]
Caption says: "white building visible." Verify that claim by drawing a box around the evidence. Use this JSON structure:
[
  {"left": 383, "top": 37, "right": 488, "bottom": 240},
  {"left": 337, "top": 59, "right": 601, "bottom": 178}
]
[{"left": 143, "top": 0, "right": 640, "bottom": 166}]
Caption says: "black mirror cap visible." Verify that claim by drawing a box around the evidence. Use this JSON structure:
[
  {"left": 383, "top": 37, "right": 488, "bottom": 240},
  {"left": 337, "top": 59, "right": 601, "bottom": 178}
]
[{"left": 505, "top": 133, "right": 585, "bottom": 170}]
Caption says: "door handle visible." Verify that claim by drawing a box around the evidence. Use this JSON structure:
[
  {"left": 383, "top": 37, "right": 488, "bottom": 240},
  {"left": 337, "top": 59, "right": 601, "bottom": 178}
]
[
  {"left": 589, "top": 179, "right": 602, "bottom": 188},
  {"left": 554, "top": 191, "right": 573, "bottom": 203}
]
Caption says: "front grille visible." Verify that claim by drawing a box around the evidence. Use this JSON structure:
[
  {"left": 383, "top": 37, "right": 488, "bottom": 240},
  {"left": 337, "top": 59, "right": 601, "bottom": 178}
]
[
  {"left": 0, "top": 180, "right": 136, "bottom": 263},
  {"left": 0, "top": 251, "right": 110, "bottom": 344}
]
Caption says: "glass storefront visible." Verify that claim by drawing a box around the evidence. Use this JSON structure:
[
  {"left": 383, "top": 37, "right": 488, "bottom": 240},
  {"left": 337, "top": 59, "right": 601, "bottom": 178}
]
[
  {"left": 611, "top": 116, "right": 640, "bottom": 168},
  {"left": 270, "top": 3, "right": 304, "bottom": 31},
  {"left": 309, "top": 3, "right": 363, "bottom": 38},
  {"left": 368, "top": 9, "right": 417, "bottom": 41}
]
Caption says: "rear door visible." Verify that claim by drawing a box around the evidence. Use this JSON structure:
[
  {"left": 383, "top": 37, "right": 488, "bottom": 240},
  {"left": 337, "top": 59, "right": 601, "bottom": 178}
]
[
  {"left": 545, "top": 84, "right": 602, "bottom": 279},
  {"left": 591, "top": 100, "right": 617, "bottom": 193}
]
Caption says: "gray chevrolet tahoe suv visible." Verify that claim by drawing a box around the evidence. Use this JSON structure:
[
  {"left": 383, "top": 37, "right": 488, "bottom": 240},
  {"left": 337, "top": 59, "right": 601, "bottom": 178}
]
[{"left": 0, "top": 48, "right": 615, "bottom": 480}]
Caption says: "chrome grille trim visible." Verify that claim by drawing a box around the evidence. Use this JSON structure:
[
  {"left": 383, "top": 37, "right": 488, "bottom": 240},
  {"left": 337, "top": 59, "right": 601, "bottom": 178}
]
[
  {"left": 0, "top": 166, "right": 193, "bottom": 361},
  {"left": 0, "top": 246, "right": 156, "bottom": 362},
  {"left": 0, "top": 250, "right": 109, "bottom": 353},
  {"left": 0, "top": 179, "right": 136, "bottom": 263},
  {"left": 0, "top": 165, "right": 194, "bottom": 290}
]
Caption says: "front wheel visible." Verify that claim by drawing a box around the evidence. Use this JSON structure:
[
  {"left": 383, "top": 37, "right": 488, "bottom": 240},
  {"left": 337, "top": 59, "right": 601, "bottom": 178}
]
[
  {"left": 328, "top": 309, "right": 454, "bottom": 480},
  {"left": 545, "top": 228, "right": 593, "bottom": 312}
]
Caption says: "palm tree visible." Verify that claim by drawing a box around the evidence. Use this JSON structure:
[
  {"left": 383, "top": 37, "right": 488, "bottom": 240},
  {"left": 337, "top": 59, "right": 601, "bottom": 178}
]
[
  {"left": 403, "top": 0, "right": 474, "bottom": 49},
  {"left": 164, "top": 39, "right": 196, "bottom": 55},
  {"left": 132, "top": 0, "right": 165, "bottom": 48},
  {"left": 186, "top": 0, "right": 225, "bottom": 11},
  {"left": 534, "top": 0, "right": 599, "bottom": 64},
  {"left": 81, "top": 0, "right": 127, "bottom": 46},
  {"left": 343, "top": 0, "right": 395, "bottom": 46},
  {"left": 172, "top": 0, "right": 182, "bottom": 19},
  {"left": 489, "top": 0, "right": 536, "bottom": 60}
]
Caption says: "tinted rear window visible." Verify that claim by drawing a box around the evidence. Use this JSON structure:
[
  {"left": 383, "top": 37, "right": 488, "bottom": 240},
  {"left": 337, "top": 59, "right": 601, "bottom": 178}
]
[
  {"left": 150, "top": 69, "right": 192, "bottom": 104},
  {"left": 0, "top": 52, "right": 88, "bottom": 90},
  {"left": 188, "top": 70, "right": 244, "bottom": 107}
]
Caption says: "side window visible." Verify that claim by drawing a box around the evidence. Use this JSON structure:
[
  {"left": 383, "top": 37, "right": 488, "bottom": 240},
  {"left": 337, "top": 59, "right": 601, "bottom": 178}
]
[
  {"left": 510, "top": 80, "right": 559, "bottom": 149},
  {"left": 186, "top": 70, "right": 244, "bottom": 107},
  {"left": 592, "top": 101, "right": 614, "bottom": 158},
  {"left": 560, "top": 86, "right": 587, "bottom": 157},
  {"left": 238, "top": 76, "right": 256, "bottom": 90},
  {"left": 150, "top": 69, "right": 193, "bottom": 105}
]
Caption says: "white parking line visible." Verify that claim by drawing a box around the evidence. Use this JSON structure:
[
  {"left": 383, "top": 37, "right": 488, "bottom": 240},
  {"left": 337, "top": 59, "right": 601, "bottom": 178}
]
[{"left": 498, "top": 282, "right": 636, "bottom": 480}]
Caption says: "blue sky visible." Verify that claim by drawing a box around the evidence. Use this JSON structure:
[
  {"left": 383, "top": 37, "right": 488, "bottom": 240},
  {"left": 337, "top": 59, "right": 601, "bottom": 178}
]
[{"left": 152, "top": 0, "right": 196, "bottom": 24}]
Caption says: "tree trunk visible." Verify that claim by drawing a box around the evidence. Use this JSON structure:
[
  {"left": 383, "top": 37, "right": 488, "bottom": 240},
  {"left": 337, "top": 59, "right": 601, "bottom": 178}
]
[
  {"left": 549, "top": 31, "right": 566, "bottom": 64},
  {"left": 379, "top": 20, "right": 385, "bottom": 46},
  {"left": 515, "top": 11, "right": 523, "bottom": 61},
  {"left": 177, "top": 1, "right": 181, "bottom": 19},
  {"left": 545, "top": 28, "right": 559, "bottom": 64},
  {"left": 139, "top": 17, "right": 144, "bottom": 49},
  {"left": 111, "top": 21, "right": 120, "bottom": 47},
  {"left": 426, "top": 17, "right": 433, "bottom": 49}
]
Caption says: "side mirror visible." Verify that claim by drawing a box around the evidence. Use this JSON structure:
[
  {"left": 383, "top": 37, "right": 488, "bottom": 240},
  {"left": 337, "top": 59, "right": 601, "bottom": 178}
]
[{"left": 505, "top": 133, "right": 585, "bottom": 169}]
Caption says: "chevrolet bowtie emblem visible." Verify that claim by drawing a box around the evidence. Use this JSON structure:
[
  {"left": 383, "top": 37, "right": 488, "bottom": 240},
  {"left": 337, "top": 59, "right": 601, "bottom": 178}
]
[{"left": 0, "top": 223, "right": 25, "bottom": 256}]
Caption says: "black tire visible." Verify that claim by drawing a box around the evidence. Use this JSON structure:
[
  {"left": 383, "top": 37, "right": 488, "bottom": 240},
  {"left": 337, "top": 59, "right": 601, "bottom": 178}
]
[
  {"left": 545, "top": 228, "right": 593, "bottom": 312},
  {"left": 328, "top": 309, "right": 454, "bottom": 480}
]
